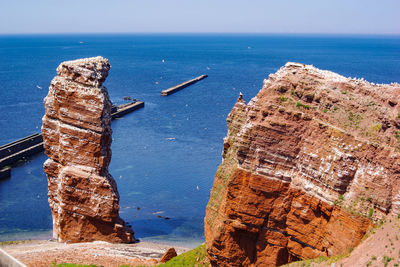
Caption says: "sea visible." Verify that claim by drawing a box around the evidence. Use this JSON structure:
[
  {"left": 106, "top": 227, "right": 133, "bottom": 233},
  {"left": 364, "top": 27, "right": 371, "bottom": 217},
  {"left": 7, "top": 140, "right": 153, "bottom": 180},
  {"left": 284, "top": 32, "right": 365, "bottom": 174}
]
[{"left": 0, "top": 34, "right": 399, "bottom": 247}]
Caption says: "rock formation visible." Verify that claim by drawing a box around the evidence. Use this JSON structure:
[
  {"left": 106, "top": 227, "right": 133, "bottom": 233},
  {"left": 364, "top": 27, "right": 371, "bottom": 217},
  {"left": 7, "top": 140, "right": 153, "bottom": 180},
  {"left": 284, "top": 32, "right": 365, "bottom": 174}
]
[
  {"left": 159, "top": 248, "right": 178, "bottom": 263},
  {"left": 205, "top": 62, "right": 400, "bottom": 266},
  {"left": 42, "top": 56, "right": 135, "bottom": 243}
]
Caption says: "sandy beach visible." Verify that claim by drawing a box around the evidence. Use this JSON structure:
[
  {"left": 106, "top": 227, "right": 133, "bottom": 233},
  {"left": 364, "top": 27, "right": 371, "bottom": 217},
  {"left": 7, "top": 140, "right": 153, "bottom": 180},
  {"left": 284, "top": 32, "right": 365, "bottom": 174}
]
[{"left": 1, "top": 239, "right": 191, "bottom": 267}]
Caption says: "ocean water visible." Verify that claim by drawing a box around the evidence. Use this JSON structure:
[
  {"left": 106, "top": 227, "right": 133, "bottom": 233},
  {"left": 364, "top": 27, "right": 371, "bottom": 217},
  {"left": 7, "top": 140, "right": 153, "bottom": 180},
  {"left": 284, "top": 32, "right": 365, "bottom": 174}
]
[{"left": 0, "top": 34, "right": 399, "bottom": 247}]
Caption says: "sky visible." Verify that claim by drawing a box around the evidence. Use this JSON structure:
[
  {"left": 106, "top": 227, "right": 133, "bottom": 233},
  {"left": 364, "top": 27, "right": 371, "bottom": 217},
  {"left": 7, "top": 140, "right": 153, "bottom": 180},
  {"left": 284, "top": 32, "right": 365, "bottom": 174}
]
[{"left": 0, "top": 0, "right": 399, "bottom": 35}]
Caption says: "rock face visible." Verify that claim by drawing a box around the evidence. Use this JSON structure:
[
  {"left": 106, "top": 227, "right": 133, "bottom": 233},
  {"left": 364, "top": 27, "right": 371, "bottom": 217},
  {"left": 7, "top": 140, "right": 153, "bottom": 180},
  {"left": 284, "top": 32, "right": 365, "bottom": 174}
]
[
  {"left": 42, "top": 56, "right": 135, "bottom": 243},
  {"left": 205, "top": 62, "right": 400, "bottom": 266},
  {"left": 159, "top": 248, "right": 178, "bottom": 263}
]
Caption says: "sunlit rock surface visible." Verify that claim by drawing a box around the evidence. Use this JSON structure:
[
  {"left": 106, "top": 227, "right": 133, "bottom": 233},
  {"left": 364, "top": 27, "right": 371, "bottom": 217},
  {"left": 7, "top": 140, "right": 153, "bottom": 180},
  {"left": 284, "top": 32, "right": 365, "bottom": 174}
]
[
  {"left": 205, "top": 62, "right": 400, "bottom": 266},
  {"left": 42, "top": 56, "right": 135, "bottom": 243}
]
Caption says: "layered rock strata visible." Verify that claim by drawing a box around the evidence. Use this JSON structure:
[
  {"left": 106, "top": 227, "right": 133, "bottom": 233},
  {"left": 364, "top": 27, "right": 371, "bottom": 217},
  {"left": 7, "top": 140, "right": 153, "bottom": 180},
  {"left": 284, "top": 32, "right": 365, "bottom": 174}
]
[
  {"left": 42, "top": 56, "right": 135, "bottom": 243},
  {"left": 205, "top": 62, "right": 400, "bottom": 266}
]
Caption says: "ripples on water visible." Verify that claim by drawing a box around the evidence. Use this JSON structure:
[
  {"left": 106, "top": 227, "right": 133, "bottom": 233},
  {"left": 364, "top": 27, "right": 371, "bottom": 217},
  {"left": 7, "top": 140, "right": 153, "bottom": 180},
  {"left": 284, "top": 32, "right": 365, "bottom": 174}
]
[{"left": 0, "top": 34, "right": 399, "bottom": 246}]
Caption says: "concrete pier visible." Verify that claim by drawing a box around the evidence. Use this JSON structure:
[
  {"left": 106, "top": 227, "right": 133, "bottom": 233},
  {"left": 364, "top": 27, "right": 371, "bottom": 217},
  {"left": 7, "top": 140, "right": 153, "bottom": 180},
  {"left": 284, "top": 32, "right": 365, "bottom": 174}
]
[
  {"left": 0, "top": 133, "right": 43, "bottom": 170},
  {"left": 161, "top": 74, "right": 208, "bottom": 96},
  {"left": 112, "top": 101, "right": 144, "bottom": 119},
  {"left": 0, "top": 101, "right": 144, "bottom": 174}
]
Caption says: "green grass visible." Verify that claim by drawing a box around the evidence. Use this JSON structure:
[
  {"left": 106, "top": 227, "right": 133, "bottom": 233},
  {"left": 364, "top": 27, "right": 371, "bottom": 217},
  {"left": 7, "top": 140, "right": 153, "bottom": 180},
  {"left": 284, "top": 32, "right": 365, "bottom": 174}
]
[
  {"left": 296, "top": 101, "right": 310, "bottom": 109},
  {"left": 283, "top": 252, "right": 351, "bottom": 267},
  {"left": 158, "top": 244, "right": 208, "bottom": 267},
  {"left": 368, "top": 208, "right": 374, "bottom": 218},
  {"left": 279, "top": 96, "right": 288, "bottom": 102},
  {"left": 395, "top": 131, "right": 400, "bottom": 140},
  {"left": 51, "top": 244, "right": 208, "bottom": 267},
  {"left": 334, "top": 195, "right": 344, "bottom": 206},
  {"left": 371, "top": 123, "right": 382, "bottom": 132},
  {"left": 348, "top": 112, "right": 363, "bottom": 126},
  {"left": 382, "top": 255, "right": 392, "bottom": 267}
]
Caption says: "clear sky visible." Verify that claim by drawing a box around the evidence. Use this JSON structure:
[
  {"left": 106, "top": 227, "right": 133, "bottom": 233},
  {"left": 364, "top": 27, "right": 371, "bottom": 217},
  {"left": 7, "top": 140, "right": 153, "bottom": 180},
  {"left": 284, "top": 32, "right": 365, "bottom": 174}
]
[{"left": 1, "top": 0, "right": 399, "bottom": 35}]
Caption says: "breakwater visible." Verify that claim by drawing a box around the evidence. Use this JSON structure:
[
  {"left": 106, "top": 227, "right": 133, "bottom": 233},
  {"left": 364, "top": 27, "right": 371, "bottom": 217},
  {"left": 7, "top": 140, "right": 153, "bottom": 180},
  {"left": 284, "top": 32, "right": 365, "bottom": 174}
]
[
  {"left": 111, "top": 101, "right": 144, "bottom": 119},
  {"left": 0, "top": 133, "right": 43, "bottom": 170},
  {"left": 161, "top": 75, "right": 208, "bottom": 96}
]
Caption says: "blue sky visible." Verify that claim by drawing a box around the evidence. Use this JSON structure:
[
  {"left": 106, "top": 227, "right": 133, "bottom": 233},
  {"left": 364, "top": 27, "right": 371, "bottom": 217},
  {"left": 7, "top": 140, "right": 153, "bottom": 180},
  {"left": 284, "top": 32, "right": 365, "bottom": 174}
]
[{"left": 1, "top": 0, "right": 399, "bottom": 34}]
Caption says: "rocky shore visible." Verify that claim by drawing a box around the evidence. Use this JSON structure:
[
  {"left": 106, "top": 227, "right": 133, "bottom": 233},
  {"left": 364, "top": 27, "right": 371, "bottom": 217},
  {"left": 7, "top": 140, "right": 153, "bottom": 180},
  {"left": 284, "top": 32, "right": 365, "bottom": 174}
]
[{"left": 1, "top": 240, "right": 190, "bottom": 267}]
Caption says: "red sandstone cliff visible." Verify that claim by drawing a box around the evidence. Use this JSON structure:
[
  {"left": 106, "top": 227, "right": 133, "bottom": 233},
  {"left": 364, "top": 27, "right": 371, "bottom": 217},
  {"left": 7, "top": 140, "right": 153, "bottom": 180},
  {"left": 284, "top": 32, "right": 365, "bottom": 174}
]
[
  {"left": 42, "top": 56, "right": 135, "bottom": 243},
  {"left": 205, "top": 62, "right": 400, "bottom": 266}
]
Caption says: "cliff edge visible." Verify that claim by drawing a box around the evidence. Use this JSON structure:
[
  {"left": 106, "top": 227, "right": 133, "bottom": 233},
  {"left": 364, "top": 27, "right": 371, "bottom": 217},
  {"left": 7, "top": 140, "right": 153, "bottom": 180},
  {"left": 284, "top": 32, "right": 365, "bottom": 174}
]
[
  {"left": 205, "top": 62, "right": 400, "bottom": 266},
  {"left": 42, "top": 57, "right": 135, "bottom": 243}
]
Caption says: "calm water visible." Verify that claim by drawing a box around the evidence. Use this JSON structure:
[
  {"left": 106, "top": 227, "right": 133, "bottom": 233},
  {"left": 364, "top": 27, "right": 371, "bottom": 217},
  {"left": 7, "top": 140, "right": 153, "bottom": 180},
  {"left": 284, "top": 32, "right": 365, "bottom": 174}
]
[{"left": 0, "top": 34, "right": 399, "bottom": 246}]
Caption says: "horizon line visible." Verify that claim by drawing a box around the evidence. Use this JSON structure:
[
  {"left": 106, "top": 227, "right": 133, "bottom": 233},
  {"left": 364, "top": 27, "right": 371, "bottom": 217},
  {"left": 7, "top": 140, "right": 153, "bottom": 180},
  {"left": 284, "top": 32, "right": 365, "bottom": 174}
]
[{"left": 0, "top": 32, "right": 400, "bottom": 37}]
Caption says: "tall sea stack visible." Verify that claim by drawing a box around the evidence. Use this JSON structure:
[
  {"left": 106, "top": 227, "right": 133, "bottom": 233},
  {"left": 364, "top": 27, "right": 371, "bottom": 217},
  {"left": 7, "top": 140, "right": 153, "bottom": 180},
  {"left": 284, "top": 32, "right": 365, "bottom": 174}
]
[
  {"left": 205, "top": 62, "right": 400, "bottom": 266},
  {"left": 42, "top": 56, "right": 134, "bottom": 243}
]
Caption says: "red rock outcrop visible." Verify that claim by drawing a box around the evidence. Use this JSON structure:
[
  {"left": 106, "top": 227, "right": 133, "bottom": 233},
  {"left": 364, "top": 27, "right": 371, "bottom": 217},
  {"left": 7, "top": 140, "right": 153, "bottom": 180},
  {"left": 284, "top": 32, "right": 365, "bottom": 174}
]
[
  {"left": 159, "top": 248, "right": 178, "bottom": 263},
  {"left": 205, "top": 62, "right": 400, "bottom": 266},
  {"left": 42, "top": 56, "right": 135, "bottom": 243}
]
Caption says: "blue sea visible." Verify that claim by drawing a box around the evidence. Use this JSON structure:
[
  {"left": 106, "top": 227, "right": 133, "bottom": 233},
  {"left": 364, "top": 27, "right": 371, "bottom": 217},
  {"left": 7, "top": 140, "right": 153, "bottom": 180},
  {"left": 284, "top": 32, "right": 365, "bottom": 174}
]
[{"left": 0, "top": 34, "right": 399, "bottom": 247}]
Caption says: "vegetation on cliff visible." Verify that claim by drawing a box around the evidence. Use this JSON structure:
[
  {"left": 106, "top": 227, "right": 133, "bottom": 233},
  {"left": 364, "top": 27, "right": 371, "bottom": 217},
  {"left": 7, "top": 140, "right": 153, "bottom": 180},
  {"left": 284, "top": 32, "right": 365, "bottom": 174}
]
[{"left": 157, "top": 244, "right": 208, "bottom": 267}]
